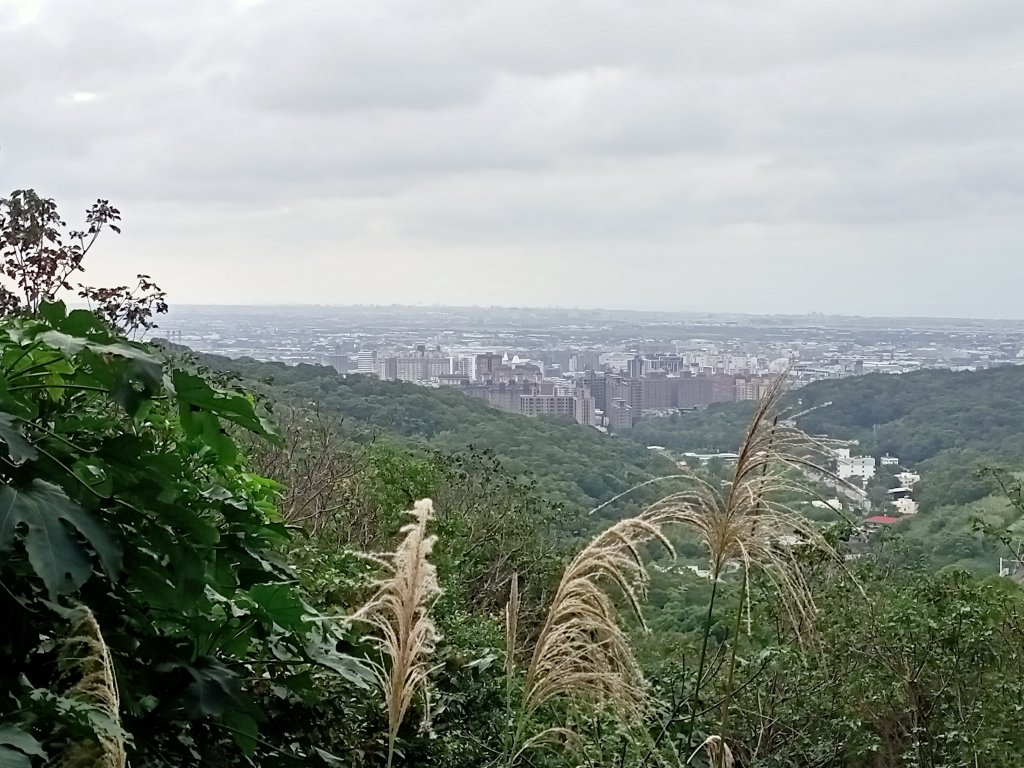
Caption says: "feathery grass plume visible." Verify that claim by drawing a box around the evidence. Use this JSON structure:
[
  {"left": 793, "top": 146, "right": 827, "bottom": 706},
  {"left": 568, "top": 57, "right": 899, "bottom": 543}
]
[
  {"left": 355, "top": 498, "right": 441, "bottom": 768},
  {"left": 596, "top": 373, "right": 850, "bottom": 762},
  {"left": 518, "top": 511, "right": 680, "bottom": 733},
  {"left": 51, "top": 606, "right": 126, "bottom": 768},
  {"left": 639, "top": 373, "right": 848, "bottom": 638},
  {"left": 687, "top": 735, "right": 734, "bottom": 768}
]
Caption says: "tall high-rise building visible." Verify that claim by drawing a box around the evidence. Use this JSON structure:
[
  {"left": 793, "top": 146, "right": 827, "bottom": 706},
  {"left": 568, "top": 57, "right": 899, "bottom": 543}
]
[
  {"left": 322, "top": 354, "right": 347, "bottom": 372},
  {"left": 375, "top": 357, "right": 398, "bottom": 380},
  {"left": 574, "top": 385, "right": 596, "bottom": 426},
  {"left": 734, "top": 375, "right": 773, "bottom": 401},
  {"left": 356, "top": 349, "right": 377, "bottom": 373},
  {"left": 626, "top": 353, "right": 643, "bottom": 379},
  {"left": 474, "top": 352, "right": 502, "bottom": 383},
  {"left": 586, "top": 372, "right": 608, "bottom": 412},
  {"left": 518, "top": 393, "right": 575, "bottom": 417},
  {"left": 640, "top": 373, "right": 674, "bottom": 409},
  {"left": 710, "top": 374, "right": 737, "bottom": 403},
  {"left": 607, "top": 398, "right": 633, "bottom": 432},
  {"left": 376, "top": 349, "right": 452, "bottom": 383},
  {"left": 608, "top": 375, "right": 643, "bottom": 415},
  {"left": 677, "top": 373, "right": 712, "bottom": 407}
]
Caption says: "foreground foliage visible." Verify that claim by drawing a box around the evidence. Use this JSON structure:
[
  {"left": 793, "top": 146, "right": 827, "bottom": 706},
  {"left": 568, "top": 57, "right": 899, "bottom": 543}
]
[{"left": 0, "top": 304, "right": 368, "bottom": 765}]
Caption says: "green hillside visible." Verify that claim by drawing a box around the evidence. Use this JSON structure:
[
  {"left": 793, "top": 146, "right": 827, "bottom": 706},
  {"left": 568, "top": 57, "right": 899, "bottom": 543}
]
[
  {"left": 628, "top": 366, "right": 1024, "bottom": 512},
  {"left": 205, "top": 353, "right": 1024, "bottom": 576},
  {"left": 203, "top": 355, "right": 669, "bottom": 515},
  {"left": 209, "top": 358, "right": 1024, "bottom": 519},
  {"left": 794, "top": 366, "right": 1024, "bottom": 509}
]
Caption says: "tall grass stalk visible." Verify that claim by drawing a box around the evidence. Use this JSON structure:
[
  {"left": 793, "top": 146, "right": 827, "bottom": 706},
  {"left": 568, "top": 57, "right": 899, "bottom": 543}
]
[
  {"left": 718, "top": 567, "right": 748, "bottom": 747},
  {"left": 506, "top": 510, "right": 685, "bottom": 765},
  {"left": 355, "top": 498, "right": 441, "bottom": 768},
  {"left": 509, "top": 372, "right": 843, "bottom": 766},
  {"left": 637, "top": 374, "right": 848, "bottom": 759}
]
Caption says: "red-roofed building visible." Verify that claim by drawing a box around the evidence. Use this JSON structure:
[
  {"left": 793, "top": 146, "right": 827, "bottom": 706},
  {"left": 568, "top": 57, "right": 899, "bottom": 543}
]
[{"left": 864, "top": 515, "right": 899, "bottom": 527}]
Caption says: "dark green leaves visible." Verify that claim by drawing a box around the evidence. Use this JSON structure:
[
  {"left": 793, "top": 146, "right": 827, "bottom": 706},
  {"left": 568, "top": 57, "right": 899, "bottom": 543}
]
[
  {"left": 172, "top": 370, "right": 279, "bottom": 440},
  {"left": 0, "top": 725, "right": 46, "bottom": 768},
  {"left": 249, "top": 583, "right": 308, "bottom": 631},
  {"left": 35, "top": 329, "right": 159, "bottom": 368},
  {"left": 0, "top": 725, "right": 44, "bottom": 755},
  {"left": 0, "top": 479, "right": 120, "bottom": 597},
  {"left": 0, "top": 306, "right": 375, "bottom": 766},
  {"left": 0, "top": 412, "right": 36, "bottom": 465},
  {"left": 183, "top": 657, "right": 240, "bottom": 717}
]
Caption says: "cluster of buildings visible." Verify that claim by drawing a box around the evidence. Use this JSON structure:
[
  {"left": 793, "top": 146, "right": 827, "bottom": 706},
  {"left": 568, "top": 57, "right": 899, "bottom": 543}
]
[
  {"left": 829, "top": 448, "right": 921, "bottom": 524},
  {"left": 359, "top": 348, "right": 779, "bottom": 430}
]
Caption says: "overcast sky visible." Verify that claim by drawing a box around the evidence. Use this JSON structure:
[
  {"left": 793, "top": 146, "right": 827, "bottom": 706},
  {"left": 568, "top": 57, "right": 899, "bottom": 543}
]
[{"left": 2, "top": 0, "right": 1024, "bottom": 317}]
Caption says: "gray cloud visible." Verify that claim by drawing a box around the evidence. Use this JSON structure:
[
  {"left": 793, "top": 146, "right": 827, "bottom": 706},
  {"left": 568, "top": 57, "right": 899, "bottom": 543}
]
[{"left": 2, "top": 0, "right": 1024, "bottom": 316}]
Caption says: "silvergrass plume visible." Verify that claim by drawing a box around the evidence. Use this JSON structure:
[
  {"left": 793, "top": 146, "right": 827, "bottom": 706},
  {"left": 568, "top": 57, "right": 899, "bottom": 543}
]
[
  {"left": 520, "top": 510, "right": 681, "bottom": 724},
  {"left": 687, "top": 735, "right": 735, "bottom": 768},
  {"left": 52, "top": 606, "right": 126, "bottom": 768},
  {"left": 355, "top": 498, "right": 441, "bottom": 768},
  {"left": 640, "top": 373, "right": 849, "bottom": 639}
]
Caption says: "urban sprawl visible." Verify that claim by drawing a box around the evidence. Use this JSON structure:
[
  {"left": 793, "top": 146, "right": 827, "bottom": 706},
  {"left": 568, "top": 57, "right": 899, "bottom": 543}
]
[
  {"left": 161, "top": 304, "right": 1024, "bottom": 431},
  {"left": 158, "top": 305, "right": 1024, "bottom": 540}
]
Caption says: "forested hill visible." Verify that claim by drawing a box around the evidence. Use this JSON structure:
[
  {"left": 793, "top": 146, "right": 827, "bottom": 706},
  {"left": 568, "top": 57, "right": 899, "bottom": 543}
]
[
  {"left": 200, "top": 353, "right": 667, "bottom": 514},
  {"left": 630, "top": 365, "right": 1024, "bottom": 511},
  {"left": 202, "top": 351, "right": 1024, "bottom": 515},
  {"left": 792, "top": 365, "right": 1024, "bottom": 459}
]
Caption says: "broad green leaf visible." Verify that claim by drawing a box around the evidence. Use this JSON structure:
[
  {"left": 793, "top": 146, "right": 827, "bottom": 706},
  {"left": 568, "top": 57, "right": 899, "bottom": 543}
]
[
  {"left": 249, "top": 583, "right": 307, "bottom": 632},
  {"left": 463, "top": 652, "right": 498, "bottom": 671},
  {"left": 183, "top": 657, "right": 239, "bottom": 717},
  {"left": 0, "top": 412, "right": 36, "bottom": 465},
  {"left": 60, "top": 308, "right": 117, "bottom": 339},
  {"left": 0, "top": 373, "right": 34, "bottom": 420},
  {"left": 313, "top": 747, "right": 348, "bottom": 766},
  {"left": 38, "top": 299, "right": 67, "bottom": 327},
  {"left": 0, "top": 746, "right": 31, "bottom": 768},
  {"left": 305, "top": 635, "right": 373, "bottom": 689},
  {"left": 0, "top": 725, "right": 46, "bottom": 757},
  {"left": 222, "top": 711, "right": 259, "bottom": 756},
  {"left": 36, "top": 329, "right": 158, "bottom": 365},
  {"left": 0, "top": 479, "right": 122, "bottom": 597},
  {"left": 72, "top": 459, "right": 113, "bottom": 498},
  {"left": 147, "top": 500, "right": 220, "bottom": 546},
  {"left": 172, "top": 370, "right": 279, "bottom": 441}
]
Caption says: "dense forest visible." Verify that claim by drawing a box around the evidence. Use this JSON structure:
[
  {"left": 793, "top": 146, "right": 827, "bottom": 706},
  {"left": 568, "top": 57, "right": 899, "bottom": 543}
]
[
  {"left": 4, "top": 191, "right": 1024, "bottom": 768},
  {"left": 628, "top": 367, "right": 1024, "bottom": 511},
  {"left": 209, "top": 355, "right": 1024, "bottom": 566},
  {"left": 204, "top": 354, "right": 671, "bottom": 519},
  {"left": 628, "top": 368, "right": 1024, "bottom": 575}
]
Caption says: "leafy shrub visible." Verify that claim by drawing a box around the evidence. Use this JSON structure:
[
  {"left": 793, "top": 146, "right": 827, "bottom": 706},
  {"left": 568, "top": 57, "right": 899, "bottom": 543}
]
[{"left": 0, "top": 303, "right": 368, "bottom": 766}]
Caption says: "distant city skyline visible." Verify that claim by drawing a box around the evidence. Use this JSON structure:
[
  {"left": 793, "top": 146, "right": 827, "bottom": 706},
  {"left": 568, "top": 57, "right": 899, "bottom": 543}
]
[{"left": 155, "top": 302, "right": 1024, "bottom": 435}]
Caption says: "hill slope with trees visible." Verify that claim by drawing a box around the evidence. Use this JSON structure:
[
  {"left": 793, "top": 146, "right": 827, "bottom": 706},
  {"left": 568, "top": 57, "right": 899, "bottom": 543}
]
[
  {"left": 202, "top": 354, "right": 671, "bottom": 516},
  {"left": 629, "top": 366, "right": 1024, "bottom": 511},
  {"left": 793, "top": 366, "right": 1024, "bottom": 508}
]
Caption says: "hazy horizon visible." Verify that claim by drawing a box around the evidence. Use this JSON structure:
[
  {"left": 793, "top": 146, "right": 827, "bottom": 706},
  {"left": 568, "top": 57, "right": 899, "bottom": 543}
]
[
  {"left": 157, "top": 302, "right": 1024, "bottom": 325},
  {"left": 4, "top": 1, "right": 1024, "bottom": 317}
]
